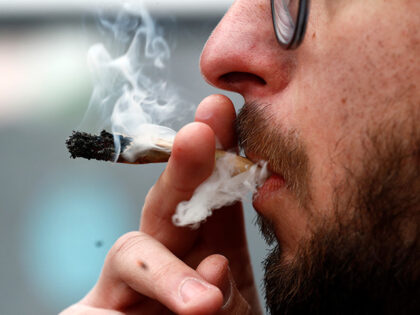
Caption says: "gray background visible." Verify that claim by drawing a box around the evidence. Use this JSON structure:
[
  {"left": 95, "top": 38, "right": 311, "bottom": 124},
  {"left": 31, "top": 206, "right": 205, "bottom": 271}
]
[{"left": 0, "top": 7, "right": 270, "bottom": 315}]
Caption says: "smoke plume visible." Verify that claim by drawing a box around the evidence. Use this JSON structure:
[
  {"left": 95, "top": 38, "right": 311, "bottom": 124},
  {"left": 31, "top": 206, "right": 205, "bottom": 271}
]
[{"left": 82, "top": 1, "right": 267, "bottom": 227}]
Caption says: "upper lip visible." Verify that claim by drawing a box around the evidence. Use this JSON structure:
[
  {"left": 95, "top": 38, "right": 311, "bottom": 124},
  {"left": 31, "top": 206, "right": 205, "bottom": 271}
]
[
  {"left": 245, "top": 150, "right": 278, "bottom": 177},
  {"left": 244, "top": 150, "right": 262, "bottom": 164}
]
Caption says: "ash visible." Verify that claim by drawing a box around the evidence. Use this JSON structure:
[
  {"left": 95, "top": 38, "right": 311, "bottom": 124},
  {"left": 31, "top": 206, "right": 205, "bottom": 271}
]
[{"left": 65, "top": 130, "right": 132, "bottom": 162}]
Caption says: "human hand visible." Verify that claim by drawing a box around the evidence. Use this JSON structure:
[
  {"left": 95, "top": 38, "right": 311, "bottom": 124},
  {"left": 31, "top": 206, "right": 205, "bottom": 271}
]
[{"left": 61, "top": 95, "right": 262, "bottom": 314}]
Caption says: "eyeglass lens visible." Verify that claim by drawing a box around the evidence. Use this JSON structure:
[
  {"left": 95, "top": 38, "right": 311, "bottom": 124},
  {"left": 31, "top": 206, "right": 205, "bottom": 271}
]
[{"left": 272, "top": 0, "right": 300, "bottom": 45}]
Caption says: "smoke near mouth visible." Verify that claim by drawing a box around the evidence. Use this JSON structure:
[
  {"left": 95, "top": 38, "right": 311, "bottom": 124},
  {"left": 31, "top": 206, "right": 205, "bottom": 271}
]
[{"left": 173, "top": 153, "right": 268, "bottom": 228}]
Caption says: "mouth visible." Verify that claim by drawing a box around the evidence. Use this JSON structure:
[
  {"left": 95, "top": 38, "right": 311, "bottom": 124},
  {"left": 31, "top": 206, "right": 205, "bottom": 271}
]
[
  {"left": 245, "top": 151, "right": 287, "bottom": 205},
  {"left": 246, "top": 150, "right": 307, "bottom": 255}
]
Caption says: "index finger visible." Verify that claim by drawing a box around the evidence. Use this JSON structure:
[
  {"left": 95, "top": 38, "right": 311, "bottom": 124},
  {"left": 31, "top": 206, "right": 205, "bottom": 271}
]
[
  {"left": 194, "top": 94, "right": 237, "bottom": 150},
  {"left": 140, "top": 122, "right": 216, "bottom": 256}
]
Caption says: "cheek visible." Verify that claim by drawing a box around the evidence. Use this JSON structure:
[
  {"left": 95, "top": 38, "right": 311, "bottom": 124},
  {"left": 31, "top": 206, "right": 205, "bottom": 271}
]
[
  {"left": 301, "top": 4, "right": 416, "bottom": 147},
  {"left": 282, "top": 1, "right": 420, "bottom": 212}
]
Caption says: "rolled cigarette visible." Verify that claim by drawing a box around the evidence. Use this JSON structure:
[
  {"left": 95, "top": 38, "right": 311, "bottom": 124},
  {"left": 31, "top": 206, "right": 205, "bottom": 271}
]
[{"left": 66, "top": 130, "right": 254, "bottom": 174}]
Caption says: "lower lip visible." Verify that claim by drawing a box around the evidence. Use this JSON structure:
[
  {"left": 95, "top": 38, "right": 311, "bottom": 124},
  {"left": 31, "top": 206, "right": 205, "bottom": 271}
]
[{"left": 254, "top": 173, "right": 286, "bottom": 201}]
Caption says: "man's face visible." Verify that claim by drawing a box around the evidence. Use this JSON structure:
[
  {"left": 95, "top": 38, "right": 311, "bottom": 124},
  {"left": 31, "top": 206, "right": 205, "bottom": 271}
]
[{"left": 200, "top": 0, "right": 419, "bottom": 313}]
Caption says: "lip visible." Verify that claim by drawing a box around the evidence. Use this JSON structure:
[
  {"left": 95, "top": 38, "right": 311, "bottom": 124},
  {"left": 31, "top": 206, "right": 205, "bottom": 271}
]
[
  {"left": 246, "top": 150, "right": 304, "bottom": 253},
  {"left": 245, "top": 151, "right": 286, "bottom": 205},
  {"left": 254, "top": 173, "right": 286, "bottom": 205}
]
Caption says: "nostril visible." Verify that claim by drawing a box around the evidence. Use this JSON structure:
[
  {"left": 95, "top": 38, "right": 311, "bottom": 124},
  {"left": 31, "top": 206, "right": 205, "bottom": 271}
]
[{"left": 220, "top": 72, "right": 267, "bottom": 86}]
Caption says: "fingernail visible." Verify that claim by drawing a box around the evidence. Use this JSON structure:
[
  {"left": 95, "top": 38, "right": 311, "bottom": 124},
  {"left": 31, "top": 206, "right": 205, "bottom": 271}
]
[
  {"left": 179, "top": 278, "right": 211, "bottom": 303},
  {"left": 222, "top": 279, "right": 233, "bottom": 308}
]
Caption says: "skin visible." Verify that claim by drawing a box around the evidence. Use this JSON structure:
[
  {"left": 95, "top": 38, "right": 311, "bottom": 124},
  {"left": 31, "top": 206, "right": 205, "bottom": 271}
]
[{"left": 62, "top": 0, "right": 419, "bottom": 314}]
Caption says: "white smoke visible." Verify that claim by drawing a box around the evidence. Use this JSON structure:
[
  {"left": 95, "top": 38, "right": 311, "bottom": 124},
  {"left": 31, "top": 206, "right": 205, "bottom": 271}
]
[
  {"left": 81, "top": 2, "right": 185, "bottom": 156},
  {"left": 83, "top": 1, "right": 267, "bottom": 227},
  {"left": 173, "top": 155, "right": 268, "bottom": 228}
]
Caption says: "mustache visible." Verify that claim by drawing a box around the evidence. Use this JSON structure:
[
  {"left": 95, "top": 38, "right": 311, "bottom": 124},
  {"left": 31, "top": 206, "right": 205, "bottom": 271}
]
[{"left": 235, "top": 101, "right": 311, "bottom": 207}]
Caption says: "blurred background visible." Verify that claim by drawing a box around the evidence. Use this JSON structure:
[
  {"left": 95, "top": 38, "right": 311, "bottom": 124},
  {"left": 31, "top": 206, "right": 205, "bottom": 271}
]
[{"left": 0, "top": 1, "right": 270, "bottom": 314}]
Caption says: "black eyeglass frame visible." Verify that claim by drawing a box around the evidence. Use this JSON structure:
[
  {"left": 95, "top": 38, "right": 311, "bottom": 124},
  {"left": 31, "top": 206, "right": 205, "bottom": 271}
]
[{"left": 271, "top": 0, "right": 310, "bottom": 50}]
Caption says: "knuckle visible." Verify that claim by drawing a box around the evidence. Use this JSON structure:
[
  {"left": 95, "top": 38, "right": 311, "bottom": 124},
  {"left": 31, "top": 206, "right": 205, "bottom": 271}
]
[
  {"left": 152, "top": 259, "right": 175, "bottom": 280},
  {"left": 107, "top": 231, "right": 149, "bottom": 268}
]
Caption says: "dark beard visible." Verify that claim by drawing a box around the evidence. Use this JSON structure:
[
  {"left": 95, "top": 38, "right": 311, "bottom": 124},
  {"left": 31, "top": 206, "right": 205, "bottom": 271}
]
[
  {"left": 236, "top": 102, "right": 420, "bottom": 314},
  {"left": 264, "top": 128, "right": 420, "bottom": 315}
]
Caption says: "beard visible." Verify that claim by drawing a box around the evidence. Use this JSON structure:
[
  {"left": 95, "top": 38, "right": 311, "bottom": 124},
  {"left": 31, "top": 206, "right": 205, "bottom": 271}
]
[{"left": 236, "top": 102, "right": 420, "bottom": 315}]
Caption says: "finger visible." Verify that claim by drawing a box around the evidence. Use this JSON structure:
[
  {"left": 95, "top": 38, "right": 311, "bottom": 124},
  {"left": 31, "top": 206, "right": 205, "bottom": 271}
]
[
  {"left": 196, "top": 255, "right": 253, "bottom": 315},
  {"left": 140, "top": 122, "right": 216, "bottom": 255},
  {"left": 194, "top": 95, "right": 253, "bottom": 286},
  {"left": 194, "top": 94, "right": 237, "bottom": 150},
  {"left": 84, "top": 232, "right": 223, "bottom": 314},
  {"left": 60, "top": 304, "right": 124, "bottom": 315},
  {"left": 194, "top": 95, "right": 247, "bottom": 250}
]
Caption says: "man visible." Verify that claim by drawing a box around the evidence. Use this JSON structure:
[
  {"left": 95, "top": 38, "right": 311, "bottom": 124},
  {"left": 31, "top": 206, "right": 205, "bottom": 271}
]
[{"left": 63, "top": 0, "right": 419, "bottom": 314}]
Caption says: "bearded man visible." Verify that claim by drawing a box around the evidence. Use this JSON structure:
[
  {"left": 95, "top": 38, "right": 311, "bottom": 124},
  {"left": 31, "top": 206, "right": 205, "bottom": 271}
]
[{"left": 62, "top": 0, "right": 419, "bottom": 314}]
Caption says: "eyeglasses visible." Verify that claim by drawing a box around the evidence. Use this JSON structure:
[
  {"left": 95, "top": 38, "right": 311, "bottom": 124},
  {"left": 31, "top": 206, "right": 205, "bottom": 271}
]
[{"left": 271, "top": 0, "right": 310, "bottom": 49}]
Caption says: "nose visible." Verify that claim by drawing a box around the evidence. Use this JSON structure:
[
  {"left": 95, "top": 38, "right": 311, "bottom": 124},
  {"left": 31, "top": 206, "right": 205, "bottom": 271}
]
[{"left": 200, "top": 0, "right": 294, "bottom": 100}]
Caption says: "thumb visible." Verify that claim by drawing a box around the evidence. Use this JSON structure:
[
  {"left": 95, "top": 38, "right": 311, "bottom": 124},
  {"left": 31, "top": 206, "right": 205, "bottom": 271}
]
[{"left": 196, "top": 255, "right": 252, "bottom": 314}]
